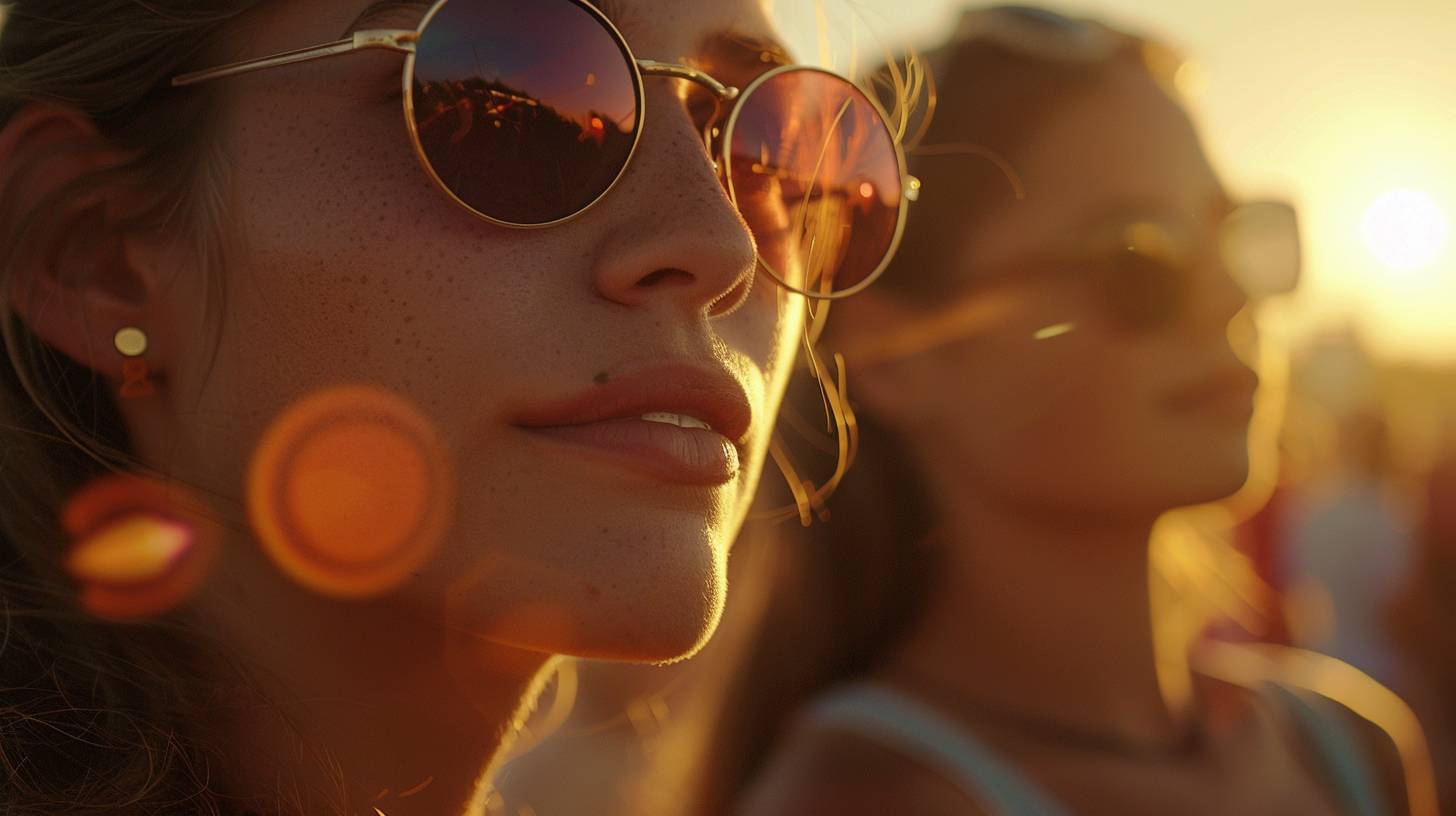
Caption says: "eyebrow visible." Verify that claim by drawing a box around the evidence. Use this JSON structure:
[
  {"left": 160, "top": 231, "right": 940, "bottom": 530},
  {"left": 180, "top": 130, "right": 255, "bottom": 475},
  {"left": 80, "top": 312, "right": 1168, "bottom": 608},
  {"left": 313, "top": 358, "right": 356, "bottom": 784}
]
[
  {"left": 344, "top": 0, "right": 433, "bottom": 35},
  {"left": 345, "top": 0, "right": 795, "bottom": 71},
  {"left": 345, "top": 0, "right": 640, "bottom": 36},
  {"left": 594, "top": 0, "right": 637, "bottom": 32}
]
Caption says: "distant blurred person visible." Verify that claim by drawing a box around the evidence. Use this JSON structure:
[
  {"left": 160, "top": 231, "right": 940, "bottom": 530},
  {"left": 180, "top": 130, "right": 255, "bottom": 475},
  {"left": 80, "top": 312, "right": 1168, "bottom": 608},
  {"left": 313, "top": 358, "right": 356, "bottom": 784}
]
[
  {"left": 1391, "top": 446, "right": 1456, "bottom": 813},
  {"left": 681, "top": 6, "right": 1426, "bottom": 816},
  {"left": 1282, "top": 410, "right": 1416, "bottom": 690}
]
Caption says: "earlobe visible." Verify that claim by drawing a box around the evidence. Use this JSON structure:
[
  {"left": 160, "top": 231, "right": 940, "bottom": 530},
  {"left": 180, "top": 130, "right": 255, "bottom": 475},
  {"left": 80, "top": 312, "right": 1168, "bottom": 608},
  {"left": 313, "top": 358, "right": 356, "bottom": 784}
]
[{"left": 0, "top": 103, "right": 168, "bottom": 387}]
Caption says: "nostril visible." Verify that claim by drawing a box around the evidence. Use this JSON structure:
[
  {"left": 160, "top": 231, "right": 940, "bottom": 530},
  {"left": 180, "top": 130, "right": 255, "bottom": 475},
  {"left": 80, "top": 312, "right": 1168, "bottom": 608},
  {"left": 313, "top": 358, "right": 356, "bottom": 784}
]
[
  {"left": 636, "top": 268, "right": 695, "bottom": 288},
  {"left": 707, "top": 274, "right": 755, "bottom": 318}
]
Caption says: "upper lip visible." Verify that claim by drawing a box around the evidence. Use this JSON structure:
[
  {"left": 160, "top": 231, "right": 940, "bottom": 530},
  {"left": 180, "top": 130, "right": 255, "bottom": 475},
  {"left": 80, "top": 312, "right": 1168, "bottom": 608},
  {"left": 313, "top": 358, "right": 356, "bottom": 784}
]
[
  {"left": 512, "top": 362, "right": 754, "bottom": 444},
  {"left": 1164, "top": 364, "right": 1260, "bottom": 409}
]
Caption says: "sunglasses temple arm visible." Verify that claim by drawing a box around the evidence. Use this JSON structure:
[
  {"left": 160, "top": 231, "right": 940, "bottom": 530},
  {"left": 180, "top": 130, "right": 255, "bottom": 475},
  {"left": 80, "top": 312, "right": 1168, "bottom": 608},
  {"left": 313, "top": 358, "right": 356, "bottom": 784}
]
[{"left": 172, "top": 29, "right": 419, "bottom": 88}]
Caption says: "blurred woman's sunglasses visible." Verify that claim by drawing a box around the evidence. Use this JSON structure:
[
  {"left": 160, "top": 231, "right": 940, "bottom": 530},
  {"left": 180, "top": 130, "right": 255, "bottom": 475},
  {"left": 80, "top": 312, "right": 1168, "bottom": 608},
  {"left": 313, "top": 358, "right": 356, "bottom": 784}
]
[
  {"left": 173, "top": 0, "right": 919, "bottom": 299},
  {"left": 838, "top": 200, "right": 1301, "bottom": 366},
  {"left": 1056, "top": 200, "right": 1302, "bottom": 331}
]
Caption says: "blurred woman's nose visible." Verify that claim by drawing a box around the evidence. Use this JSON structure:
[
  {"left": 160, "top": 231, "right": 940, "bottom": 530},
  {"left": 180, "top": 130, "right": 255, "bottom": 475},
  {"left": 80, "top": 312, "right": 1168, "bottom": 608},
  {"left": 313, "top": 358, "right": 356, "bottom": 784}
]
[
  {"left": 1183, "top": 248, "right": 1250, "bottom": 337},
  {"left": 590, "top": 83, "right": 758, "bottom": 317}
]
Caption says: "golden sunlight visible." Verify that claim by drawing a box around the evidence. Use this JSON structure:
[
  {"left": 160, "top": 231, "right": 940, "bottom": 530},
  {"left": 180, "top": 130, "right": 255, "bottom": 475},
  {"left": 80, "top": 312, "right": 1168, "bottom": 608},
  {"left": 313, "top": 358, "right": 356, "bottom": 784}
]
[{"left": 1360, "top": 189, "right": 1451, "bottom": 273}]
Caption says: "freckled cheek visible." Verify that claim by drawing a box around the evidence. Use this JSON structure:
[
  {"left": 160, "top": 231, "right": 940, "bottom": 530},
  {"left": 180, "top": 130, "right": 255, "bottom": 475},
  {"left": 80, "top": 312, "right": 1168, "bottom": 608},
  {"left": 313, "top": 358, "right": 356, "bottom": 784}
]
[
  {"left": 230, "top": 94, "right": 424, "bottom": 233},
  {"left": 212, "top": 110, "right": 494, "bottom": 428}
]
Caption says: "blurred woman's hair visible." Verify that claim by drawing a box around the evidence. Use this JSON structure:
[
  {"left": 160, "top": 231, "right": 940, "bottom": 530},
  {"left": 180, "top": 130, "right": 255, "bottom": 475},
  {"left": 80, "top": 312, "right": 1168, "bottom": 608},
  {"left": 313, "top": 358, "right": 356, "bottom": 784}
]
[{"left": 681, "top": 9, "right": 1175, "bottom": 813}]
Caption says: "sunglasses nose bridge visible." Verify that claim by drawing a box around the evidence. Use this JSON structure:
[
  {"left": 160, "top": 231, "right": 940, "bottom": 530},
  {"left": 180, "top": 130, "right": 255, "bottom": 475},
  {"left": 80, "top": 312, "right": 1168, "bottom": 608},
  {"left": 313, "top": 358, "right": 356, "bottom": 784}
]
[{"left": 636, "top": 60, "right": 740, "bottom": 103}]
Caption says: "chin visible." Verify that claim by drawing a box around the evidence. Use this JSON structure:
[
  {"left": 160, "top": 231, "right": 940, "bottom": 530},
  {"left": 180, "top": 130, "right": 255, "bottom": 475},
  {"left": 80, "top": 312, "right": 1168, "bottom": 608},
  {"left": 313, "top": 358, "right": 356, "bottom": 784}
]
[
  {"left": 1167, "top": 443, "right": 1252, "bottom": 507},
  {"left": 436, "top": 508, "right": 730, "bottom": 664}
]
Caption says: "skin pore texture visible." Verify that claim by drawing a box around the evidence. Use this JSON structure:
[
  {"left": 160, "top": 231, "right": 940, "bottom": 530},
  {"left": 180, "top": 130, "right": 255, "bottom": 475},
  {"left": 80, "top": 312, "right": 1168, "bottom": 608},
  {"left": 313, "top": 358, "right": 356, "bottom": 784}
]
[
  {"left": 739, "top": 61, "right": 1408, "bottom": 816},
  {"left": 2, "top": 0, "right": 806, "bottom": 812}
]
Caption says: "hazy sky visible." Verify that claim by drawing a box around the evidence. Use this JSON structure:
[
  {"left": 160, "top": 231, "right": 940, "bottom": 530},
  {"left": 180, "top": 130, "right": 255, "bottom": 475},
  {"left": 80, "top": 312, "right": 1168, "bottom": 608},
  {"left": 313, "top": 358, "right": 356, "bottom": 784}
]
[{"left": 775, "top": 0, "right": 1456, "bottom": 361}]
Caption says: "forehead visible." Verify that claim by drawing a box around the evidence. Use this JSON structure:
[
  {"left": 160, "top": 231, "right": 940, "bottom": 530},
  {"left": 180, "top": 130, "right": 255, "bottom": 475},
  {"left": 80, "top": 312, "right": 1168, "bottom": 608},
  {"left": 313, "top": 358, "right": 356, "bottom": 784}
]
[
  {"left": 258, "top": 0, "right": 782, "bottom": 63},
  {"left": 1017, "top": 65, "right": 1221, "bottom": 229}
]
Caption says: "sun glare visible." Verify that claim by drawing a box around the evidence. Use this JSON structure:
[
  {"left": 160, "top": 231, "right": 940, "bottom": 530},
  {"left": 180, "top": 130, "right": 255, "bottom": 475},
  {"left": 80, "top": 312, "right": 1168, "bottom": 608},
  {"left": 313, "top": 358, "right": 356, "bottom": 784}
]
[{"left": 1360, "top": 189, "right": 1451, "bottom": 271}]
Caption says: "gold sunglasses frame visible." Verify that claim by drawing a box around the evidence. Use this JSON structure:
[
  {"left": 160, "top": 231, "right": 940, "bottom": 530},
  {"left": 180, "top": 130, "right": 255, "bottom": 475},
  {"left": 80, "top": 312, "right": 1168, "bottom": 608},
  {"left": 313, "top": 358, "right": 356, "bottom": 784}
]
[
  {"left": 718, "top": 64, "right": 921, "bottom": 299},
  {"left": 171, "top": 0, "right": 919, "bottom": 300}
]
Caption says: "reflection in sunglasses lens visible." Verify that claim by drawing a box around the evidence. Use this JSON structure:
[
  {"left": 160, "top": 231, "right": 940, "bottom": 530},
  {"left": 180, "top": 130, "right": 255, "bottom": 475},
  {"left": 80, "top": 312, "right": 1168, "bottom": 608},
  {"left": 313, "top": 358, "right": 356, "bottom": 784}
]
[
  {"left": 727, "top": 68, "right": 903, "bottom": 297},
  {"left": 411, "top": 0, "right": 641, "bottom": 225}
]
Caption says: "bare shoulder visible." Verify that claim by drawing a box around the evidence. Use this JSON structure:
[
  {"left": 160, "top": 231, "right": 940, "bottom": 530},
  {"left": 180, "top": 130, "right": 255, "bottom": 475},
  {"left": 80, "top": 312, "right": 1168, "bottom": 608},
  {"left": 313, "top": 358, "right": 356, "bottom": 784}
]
[{"left": 734, "top": 722, "right": 989, "bottom": 816}]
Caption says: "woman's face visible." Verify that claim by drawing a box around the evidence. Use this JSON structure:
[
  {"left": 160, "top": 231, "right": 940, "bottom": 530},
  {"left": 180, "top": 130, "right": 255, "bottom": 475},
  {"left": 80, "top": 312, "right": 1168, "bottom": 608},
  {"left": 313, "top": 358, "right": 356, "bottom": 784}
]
[
  {"left": 139, "top": 0, "right": 805, "bottom": 661},
  {"left": 864, "top": 63, "right": 1255, "bottom": 519}
]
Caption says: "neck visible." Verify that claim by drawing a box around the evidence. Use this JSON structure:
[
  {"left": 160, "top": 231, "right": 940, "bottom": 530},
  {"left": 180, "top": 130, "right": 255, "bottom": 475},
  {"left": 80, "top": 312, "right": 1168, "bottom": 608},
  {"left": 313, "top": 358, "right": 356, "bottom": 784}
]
[
  {"left": 883, "top": 486, "right": 1196, "bottom": 751},
  {"left": 191, "top": 537, "right": 552, "bottom": 816}
]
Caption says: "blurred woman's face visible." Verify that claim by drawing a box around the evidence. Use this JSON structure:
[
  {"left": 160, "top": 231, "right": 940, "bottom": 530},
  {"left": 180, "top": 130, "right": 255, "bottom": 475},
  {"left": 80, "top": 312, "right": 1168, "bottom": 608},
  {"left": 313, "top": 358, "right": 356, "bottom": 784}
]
[
  {"left": 137, "top": 0, "right": 804, "bottom": 661},
  {"left": 871, "top": 63, "right": 1255, "bottom": 519}
]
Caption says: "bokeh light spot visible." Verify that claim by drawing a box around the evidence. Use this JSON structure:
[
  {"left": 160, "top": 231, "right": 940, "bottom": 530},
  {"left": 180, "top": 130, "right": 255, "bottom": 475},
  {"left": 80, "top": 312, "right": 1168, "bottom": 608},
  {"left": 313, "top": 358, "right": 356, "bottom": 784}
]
[
  {"left": 1033, "top": 322, "right": 1077, "bottom": 341},
  {"left": 61, "top": 474, "right": 218, "bottom": 620},
  {"left": 67, "top": 515, "right": 191, "bottom": 584},
  {"left": 248, "top": 385, "right": 454, "bottom": 599}
]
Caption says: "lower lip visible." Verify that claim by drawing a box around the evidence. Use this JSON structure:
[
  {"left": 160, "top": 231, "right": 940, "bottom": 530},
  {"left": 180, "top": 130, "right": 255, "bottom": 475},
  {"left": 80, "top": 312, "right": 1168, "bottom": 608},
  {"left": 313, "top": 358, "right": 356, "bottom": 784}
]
[{"left": 523, "top": 418, "right": 741, "bottom": 486}]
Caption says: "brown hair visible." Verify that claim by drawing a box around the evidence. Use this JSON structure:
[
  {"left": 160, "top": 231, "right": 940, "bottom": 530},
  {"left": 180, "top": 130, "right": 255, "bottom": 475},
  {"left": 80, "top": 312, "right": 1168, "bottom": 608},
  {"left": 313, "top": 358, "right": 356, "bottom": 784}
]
[{"left": 0, "top": 2, "right": 262, "bottom": 812}]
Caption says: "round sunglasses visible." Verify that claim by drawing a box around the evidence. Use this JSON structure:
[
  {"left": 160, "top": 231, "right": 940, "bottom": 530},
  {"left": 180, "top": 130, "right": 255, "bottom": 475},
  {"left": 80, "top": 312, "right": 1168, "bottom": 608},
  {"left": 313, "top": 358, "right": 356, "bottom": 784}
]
[{"left": 173, "top": 0, "right": 920, "bottom": 299}]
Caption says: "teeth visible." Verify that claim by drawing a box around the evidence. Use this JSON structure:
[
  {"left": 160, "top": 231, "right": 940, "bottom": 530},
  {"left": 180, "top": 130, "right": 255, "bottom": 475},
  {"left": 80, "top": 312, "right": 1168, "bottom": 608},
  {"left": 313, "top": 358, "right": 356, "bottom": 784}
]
[{"left": 641, "top": 412, "right": 712, "bottom": 431}]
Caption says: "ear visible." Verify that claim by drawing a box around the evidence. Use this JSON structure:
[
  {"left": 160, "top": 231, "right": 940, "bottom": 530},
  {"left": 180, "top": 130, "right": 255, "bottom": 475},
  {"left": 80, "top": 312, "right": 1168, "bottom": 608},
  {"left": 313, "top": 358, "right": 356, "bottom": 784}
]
[{"left": 0, "top": 103, "right": 178, "bottom": 388}]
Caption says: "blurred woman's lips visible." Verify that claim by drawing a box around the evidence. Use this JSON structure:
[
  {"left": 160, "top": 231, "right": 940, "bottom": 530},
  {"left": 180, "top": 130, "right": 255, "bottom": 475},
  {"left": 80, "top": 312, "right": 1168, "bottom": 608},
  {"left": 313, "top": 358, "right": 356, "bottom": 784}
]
[
  {"left": 1162, "top": 365, "right": 1260, "bottom": 422},
  {"left": 512, "top": 363, "right": 753, "bottom": 487}
]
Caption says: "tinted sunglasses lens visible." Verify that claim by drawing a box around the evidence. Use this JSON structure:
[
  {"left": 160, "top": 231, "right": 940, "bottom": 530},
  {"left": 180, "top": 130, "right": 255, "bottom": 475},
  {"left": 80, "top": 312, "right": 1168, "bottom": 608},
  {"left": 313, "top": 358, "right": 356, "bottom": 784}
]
[
  {"left": 727, "top": 69, "right": 903, "bottom": 297},
  {"left": 1098, "top": 248, "right": 1186, "bottom": 330},
  {"left": 1221, "top": 201, "right": 1301, "bottom": 297},
  {"left": 410, "top": 0, "right": 641, "bottom": 225}
]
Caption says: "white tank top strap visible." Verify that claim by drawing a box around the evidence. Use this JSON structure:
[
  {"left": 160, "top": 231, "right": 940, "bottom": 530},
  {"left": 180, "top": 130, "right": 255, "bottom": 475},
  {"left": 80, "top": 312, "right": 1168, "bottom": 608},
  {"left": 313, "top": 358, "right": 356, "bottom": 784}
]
[{"left": 801, "top": 683, "right": 1075, "bottom": 816}]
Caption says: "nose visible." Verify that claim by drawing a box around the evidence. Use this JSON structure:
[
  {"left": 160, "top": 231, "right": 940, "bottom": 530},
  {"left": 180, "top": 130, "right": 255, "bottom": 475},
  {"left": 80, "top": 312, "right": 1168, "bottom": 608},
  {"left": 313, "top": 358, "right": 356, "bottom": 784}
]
[
  {"left": 1183, "top": 248, "right": 1249, "bottom": 337},
  {"left": 590, "top": 83, "right": 758, "bottom": 317}
]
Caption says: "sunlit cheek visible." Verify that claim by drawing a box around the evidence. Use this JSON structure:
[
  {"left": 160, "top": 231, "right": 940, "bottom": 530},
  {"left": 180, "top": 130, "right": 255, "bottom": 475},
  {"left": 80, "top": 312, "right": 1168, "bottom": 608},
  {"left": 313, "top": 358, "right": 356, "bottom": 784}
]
[{"left": 247, "top": 384, "right": 455, "bottom": 600}]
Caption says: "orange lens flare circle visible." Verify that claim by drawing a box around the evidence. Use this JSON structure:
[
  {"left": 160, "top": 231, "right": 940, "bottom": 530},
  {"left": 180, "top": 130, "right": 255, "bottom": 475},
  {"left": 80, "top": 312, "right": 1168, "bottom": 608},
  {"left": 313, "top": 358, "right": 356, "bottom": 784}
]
[
  {"left": 61, "top": 474, "right": 219, "bottom": 620},
  {"left": 248, "top": 385, "right": 454, "bottom": 599}
]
